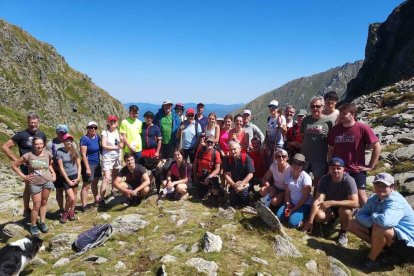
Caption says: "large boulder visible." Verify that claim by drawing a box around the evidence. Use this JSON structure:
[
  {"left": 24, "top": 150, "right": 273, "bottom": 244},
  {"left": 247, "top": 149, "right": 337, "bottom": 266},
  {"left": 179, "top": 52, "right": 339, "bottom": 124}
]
[{"left": 112, "top": 214, "right": 149, "bottom": 234}]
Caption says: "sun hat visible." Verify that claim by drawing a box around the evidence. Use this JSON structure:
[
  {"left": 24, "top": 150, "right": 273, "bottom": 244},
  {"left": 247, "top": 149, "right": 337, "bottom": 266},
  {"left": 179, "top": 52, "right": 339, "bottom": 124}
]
[
  {"left": 162, "top": 100, "right": 173, "bottom": 105},
  {"left": 292, "top": 153, "right": 306, "bottom": 163},
  {"left": 56, "top": 124, "right": 69, "bottom": 133},
  {"left": 297, "top": 109, "right": 308, "bottom": 117},
  {"left": 373, "top": 172, "right": 394, "bottom": 186},
  {"left": 268, "top": 100, "right": 279, "bottom": 107},
  {"left": 243, "top": 109, "right": 252, "bottom": 115},
  {"left": 175, "top": 103, "right": 184, "bottom": 108},
  {"left": 328, "top": 157, "right": 345, "bottom": 167}
]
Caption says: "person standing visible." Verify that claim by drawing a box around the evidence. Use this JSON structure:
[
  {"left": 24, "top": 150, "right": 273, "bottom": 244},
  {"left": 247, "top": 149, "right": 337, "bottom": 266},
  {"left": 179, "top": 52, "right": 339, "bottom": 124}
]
[
  {"left": 174, "top": 103, "right": 186, "bottom": 123},
  {"left": 323, "top": 91, "right": 340, "bottom": 123},
  {"left": 264, "top": 100, "right": 286, "bottom": 166},
  {"left": 177, "top": 108, "right": 202, "bottom": 163},
  {"left": 195, "top": 102, "right": 208, "bottom": 132},
  {"left": 120, "top": 105, "right": 143, "bottom": 162},
  {"left": 242, "top": 109, "right": 265, "bottom": 149},
  {"left": 229, "top": 114, "right": 249, "bottom": 152},
  {"left": 328, "top": 103, "right": 380, "bottom": 207},
  {"left": 154, "top": 100, "right": 181, "bottom": 159},
  {"left": 2, "top": 114, "right": 47, "bottom": 217},
  {"left": 285, "top": 109, "right": 307, "bottom": 158},
  {"left": 284, "top": 105, "right": 296, "bottom": 129},
  {"left": 141, "top": 111, "right": 162, "bottom": 158}
]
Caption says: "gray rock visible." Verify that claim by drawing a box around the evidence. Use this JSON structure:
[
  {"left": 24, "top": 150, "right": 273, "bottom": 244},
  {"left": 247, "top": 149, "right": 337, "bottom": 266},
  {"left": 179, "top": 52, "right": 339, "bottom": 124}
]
[
  {"left": 31, "top": 257, "right": 47, "bottom": 266},
  {"left": 98, "top": 213, "right": 111, "bottom": 220},
  {"left": 396, "top": 133, "right": 414, "bottom": 144},
  {"left": 176, "top": 218, "right": 187, "bottom": 226},
  {"left": 49, "top": 233, "right": 77, "bottom": 258},
  {"left": 82, "top": 255, "right": 108, "bottom": 264},
  {"left": 394, "top": 171, "right": 414, "bottom": 194},
  {"left": 112, "top": 214, "right": 149, "bottom": 234},
  {"left": 256, "top": 202, "right": 289, "bottom": 238},
  {"left": 191, "top": 242, "right": 199, "bottom": 253},
  {"left": 52, "top": 257, "right": 70, "bottom": 268},
  {"left": 383, "top": 114, "right": 413, "bottom": 127},
  {"left": 393, "top": 144, "right": 414, "bottom": 161},
  {"left": 405, "top": 194, "right": 414, "bottom": 209},
  {"left": 0, "top": 199, "right": 18, "bottom": 212},
  {"left": 162, "top": 234, "right": 176, "bottom": 243},
  {"left": 288, "top": 267, "right": 301, "bottom": 276},
  {"left": 173, "top": 244, "right": 188, "bottom": 253},
  {"left": 203, "top": 231, "right": 223, "bottom": 253},
  {"left": 1, "top": 223, "right": 26, "bottom": 238},
  {"left": 328, "top": 257, "right": 351, "bottom": 276},
  {"left": 256, "top": 272, "right": 272, "bottom": 276},
  {"left": 115, "top": 261, "right": 127, "bottom": 271},
  {"left": 186, "top": 257, "right": 218, "bottom": 276},
  {"left": 251, "top": 256, "right": 269, "bottom": 266},
  {"left": 272, "top": 235, "right": 302, "bottom": 257},
  {"left": 214, "top": 207, "right": 236, "bottom": 220},
  {"left": 62, "top": 273, "right": 86, "bottom": 276},
  {"left": 305, "top": 260, "right": 317, "bottom": 273},
  {"left": 160, "top": 254, "right": 177, "bottom": 263}
]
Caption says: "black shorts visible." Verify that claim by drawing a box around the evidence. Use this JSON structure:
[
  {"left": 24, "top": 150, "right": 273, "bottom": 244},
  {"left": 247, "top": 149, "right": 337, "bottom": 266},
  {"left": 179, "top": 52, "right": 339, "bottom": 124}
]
[
  {"left": 53, "top": 170, "right": 65, "bottom": 189},
  {"left": 63, "top": 174, "right": 79, "bottom": 190}
]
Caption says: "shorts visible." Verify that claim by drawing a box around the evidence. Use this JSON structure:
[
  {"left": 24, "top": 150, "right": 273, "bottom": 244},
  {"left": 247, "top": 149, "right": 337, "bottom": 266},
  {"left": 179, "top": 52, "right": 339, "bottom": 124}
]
[
  {"left": 53, "top": 170, "right": 65, "bottom": 189},
  {"left": 304, "top": 161, "right": 327, "bottom": 178},
  {"left": 101, "top": 154, "right": 122, "bottom": 171},
  {"left": 63, "top": 174, "right": 79, "bottom": 190},
  {"left": 349, "top": 172, "right": 367, "bottom": 190},
  {"left": 30, "top": 181, "right": 54, "bottom": 195},
  {"left": 81, "top": 163, "right": 102, "bottom": 183}
]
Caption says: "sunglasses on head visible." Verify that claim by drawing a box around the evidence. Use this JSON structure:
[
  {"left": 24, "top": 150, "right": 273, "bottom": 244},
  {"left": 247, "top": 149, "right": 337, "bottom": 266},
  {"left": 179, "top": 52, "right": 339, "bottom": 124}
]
[{"left": 88, "top": 126, "right": 98, "bottom": 130}]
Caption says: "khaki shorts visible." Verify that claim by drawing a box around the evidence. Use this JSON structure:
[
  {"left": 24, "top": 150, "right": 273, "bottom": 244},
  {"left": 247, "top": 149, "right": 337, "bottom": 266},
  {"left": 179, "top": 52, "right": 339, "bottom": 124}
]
[
  {"left": 30, "top": 181, "right": 54, "bottom": 195},
  {"left": 102, "top": 154, "right": 122, "bottom": 171}
]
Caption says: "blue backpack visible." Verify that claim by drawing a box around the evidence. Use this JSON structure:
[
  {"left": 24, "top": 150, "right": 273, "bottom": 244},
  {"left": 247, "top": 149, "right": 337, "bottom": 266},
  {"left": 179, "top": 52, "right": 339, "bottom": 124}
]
[{"left": 71, "top": 224, "right": 113, "bottom": 258}]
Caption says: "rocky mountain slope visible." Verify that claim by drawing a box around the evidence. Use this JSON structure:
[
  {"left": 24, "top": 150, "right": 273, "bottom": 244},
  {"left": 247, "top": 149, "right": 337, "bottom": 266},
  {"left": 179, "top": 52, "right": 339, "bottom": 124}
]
[
  {"left": 237, "top": 61, "right": 362, "bottom": 131},
  {"left": 0, "top": 19, "right": 127, "bottom": 138},
  {"left": 345, "top": 0, "right": 414, "bottom": 101}
]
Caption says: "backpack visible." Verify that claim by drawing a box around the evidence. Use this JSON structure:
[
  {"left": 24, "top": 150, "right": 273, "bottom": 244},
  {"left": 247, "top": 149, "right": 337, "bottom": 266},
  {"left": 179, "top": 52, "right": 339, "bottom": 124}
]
[
  {"left": 197, "top": 146, "right": 217, "bottom": 165},
  {"left": 71, "top": 224, "right": 113, "bottom": 258}
]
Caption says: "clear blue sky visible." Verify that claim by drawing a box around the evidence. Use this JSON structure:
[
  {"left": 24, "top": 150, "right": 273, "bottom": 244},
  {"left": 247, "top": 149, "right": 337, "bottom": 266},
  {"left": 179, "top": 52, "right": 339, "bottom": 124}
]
[{"left": 0, "top": 0, "right": 405, "bottom": 104}]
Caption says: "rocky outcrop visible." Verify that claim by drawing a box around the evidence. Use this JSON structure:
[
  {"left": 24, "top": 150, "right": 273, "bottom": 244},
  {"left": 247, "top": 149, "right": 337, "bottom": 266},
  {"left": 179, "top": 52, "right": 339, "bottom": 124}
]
[{"left": 346, "top": 1, "right": 414, "bottom": 101}]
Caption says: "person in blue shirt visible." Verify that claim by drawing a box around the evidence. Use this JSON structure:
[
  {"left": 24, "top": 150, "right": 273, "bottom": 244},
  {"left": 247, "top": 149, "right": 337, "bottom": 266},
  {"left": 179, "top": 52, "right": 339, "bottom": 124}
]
[{"left": 349, "top": 172, "right": 414, "bottom": 271}]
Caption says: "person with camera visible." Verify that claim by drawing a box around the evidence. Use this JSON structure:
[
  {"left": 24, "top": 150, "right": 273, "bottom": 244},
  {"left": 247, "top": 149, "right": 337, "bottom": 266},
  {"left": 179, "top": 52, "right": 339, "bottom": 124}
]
[{"left": 193, "top": 136, "right": 221, "bottom": 202}]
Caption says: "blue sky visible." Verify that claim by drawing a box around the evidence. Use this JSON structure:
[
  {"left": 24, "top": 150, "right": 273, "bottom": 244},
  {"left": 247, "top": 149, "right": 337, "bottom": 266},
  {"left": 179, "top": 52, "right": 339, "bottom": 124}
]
[{"left": 0, "top": 0, "right": 405, "bottom": 104}]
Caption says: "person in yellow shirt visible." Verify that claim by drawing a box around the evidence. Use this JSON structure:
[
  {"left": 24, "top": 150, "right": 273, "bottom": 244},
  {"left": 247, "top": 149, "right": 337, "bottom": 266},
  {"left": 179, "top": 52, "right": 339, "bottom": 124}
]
[{"left": 120, "top": 105, "right": 143, "bottom": 162}]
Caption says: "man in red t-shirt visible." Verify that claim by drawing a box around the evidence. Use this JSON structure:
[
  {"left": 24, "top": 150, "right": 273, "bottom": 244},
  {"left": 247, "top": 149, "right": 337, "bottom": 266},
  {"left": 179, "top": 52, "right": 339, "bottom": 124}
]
[
  {"left": 193, "top": 136, "right": 221, "bottom": 200},
  {"left": 328, "top": 103, "right": 381, "bottom": 207}
]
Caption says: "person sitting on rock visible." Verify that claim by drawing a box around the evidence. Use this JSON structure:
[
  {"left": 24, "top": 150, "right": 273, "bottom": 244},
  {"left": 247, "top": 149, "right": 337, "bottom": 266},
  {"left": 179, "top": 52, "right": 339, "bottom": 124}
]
[
  {"left": 161, "top": 149, "right": 190, "bottom": 200},
  {"left": 302, "top": 157, "right": 358, "bottom": 247},
  {"left": 113, "top": 153, "right": 151, "bottom": 205},
  {"left": 349, "top": 172, "right": 414, "bottom": 272},
  {"left": 193, "top": 136, "right": 221, "bottom": 202},
  {"left": 224, "top": 140, "right": 255, "bottom": 208}
]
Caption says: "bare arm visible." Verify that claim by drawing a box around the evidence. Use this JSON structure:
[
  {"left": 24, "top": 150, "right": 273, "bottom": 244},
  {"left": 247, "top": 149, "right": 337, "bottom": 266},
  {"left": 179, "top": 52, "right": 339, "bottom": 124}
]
[
  {"left": 214, "top": 125, "right": 220, "bottom": 143},
  {"left": 134, "top": 173, "right": 151, "bottom": 194},
  {"left": 320, "top": 193, "right": 359, "bottom": 209},
  {"left": 11, "top": 156, "right": 31, "bottom": 181},
  {"left": 80, "top": 145, "right": 90, "bottom": 175},
  {"left": 2, "top": 139, "right": 18, "bottom": 161}
]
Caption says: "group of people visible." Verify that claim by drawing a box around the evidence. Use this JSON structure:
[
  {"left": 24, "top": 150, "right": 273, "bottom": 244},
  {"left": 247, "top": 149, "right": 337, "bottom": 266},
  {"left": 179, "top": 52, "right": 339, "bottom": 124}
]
[{"left": 2, "top": 92, "right": 414, "bottom": 271}]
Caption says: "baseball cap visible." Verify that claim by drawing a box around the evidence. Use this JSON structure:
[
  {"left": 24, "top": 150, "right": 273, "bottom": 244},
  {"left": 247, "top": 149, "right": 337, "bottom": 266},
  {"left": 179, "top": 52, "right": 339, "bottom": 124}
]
[
  {"left": 292, "top": 153, "right": 306, "bottom": 163},
  {"left": 197, "top": 102, "right": 205, "bottom": 108},
  {"left": 162, "top": 100, "right": 173, "bottom": 105},
  {"left": 373, "top": 172, "right": 394, "bottom": 186},
  {"left": 107, "top": 115, "right": 118, "bottom": 121},
  {"left": 328, "top": 157, "right": 345, "bottom": 167},
  {"left": 62, "top": 133, "right": 74, "bottom": 141},
  {"left": 143, "top": 111, "right": 154, "bottom": 118},
  {"left": 243, "top": 109, "right": 251, "bottom": 115},
  {"left": 56, "top": 124, "right": 69, "bottom": 133},
  {"left": 186, "top": 108, "right": 195, "bottom": 115},
  {"left": 87, "top": 121, "right": 98, "bottom": 127},
  {"left": 268, "top": 100, "right": 279, "bottom": 108},
  {"left": 297, "top": 109, "right": 308, "bottom": 117}
]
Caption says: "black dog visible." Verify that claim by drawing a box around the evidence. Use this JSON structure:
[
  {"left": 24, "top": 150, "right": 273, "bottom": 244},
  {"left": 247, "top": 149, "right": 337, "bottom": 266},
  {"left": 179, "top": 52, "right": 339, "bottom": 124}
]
[{"left": 0, "top": 236, "right": 43, "bottom": 276}]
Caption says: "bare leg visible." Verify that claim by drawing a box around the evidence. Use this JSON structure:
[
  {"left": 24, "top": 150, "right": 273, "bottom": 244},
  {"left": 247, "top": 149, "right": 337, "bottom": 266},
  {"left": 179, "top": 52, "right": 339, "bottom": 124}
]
[
  {"left": 338, "top": 207, "right": 353, "bottom": 230},
  {"left": 31, "top": 192, "right": 41, "bottom": 226},
  {"left": 358, "top": 189, "right": 367, "bottom": 207},
  {"left": 91, "top": 177, "right": 100, "bottom": 202},
  {"left": 368, "top": 223, "right": 395, "bottom": 261},
  {"left": 56, "top": 187, "right": 64, "bottom": 210},
  {"left": 81, "top": 182, "right": 91, "bottom": 206},
  {"left": 101, "top": 170, "right": 111, "bottom": 200},
  {"left": 23, "top": 182, "right": 31, "bottom": 210},
  {"left": 349, "top": 219, "right": 371, "bottom": 243},
  {"left": 39, "top": 188, "right": 51, "bottom": 223},
  {"left": 270, "top": 191, "right": 285, "bottom": 208}
]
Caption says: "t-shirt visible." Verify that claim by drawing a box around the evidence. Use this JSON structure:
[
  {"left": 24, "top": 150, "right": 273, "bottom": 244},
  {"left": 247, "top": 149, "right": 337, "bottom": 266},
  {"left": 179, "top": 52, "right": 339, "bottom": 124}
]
[
  {"left": 118, "top": 164, "right": 147, "bottom": 189},
  {"left": 181, "top": 121, "right": 202, "bottom": 149},
  {"left": 12, "top": 129, "right": 47, "bottom": 156},
  {"left": 170, "top": 162, "right": 190, "bottom": 181},
  {"left": 160, "top": 114, "right": 173, "bottom": 145},
  {"left": 328, "top": 122, "right": 379, "bottom": 173},
  {"left": 80, "top": 135, "right": 100, "bottom": 165},
  {"left": 141, "top": 123, "right": 161, "bottom": 150},
  {"left": 268, "top": 162, "right": 291, "bottom": 190},
  {"left": 224, "top": 153, "right": 255, "bottom": 182},
  {"left": 119, "top": 117, "right": 142, "bottom": 153},
  {"left": 285, "top": 171, "right": 312, "bottom": 206},
  {"left": 300, "top": 115, "right": 333, "bottom": 163},
  {"left": 266, "top": 115, "right": 286, "bottom": 148},
  {"left": 22, "top": 151, "right": 53, "bottom": 185},
  {"left": 248, "top": 151, "right": 267, "bottom": 178},
  {"left": 56, "top": 148, "right": 78, "bottom": 176},
  {"left": 228, "top": 128, "right": 247, "bottom": 150},
  {"left": 317, "top": 173, "right": 358, "bottom": 201},
  {"left": 195, "top": 146, "right": 221, "bottom": 175},
  {"left": 195, "top": 115, "right": 208, "bottom": 132},
  {"left": 286, "top": 123, "right": 302, "bottom": 143},
  {"left": 102, "top": 129, "right": 121, "bottom": 157},
  {"left": 219, "top": 129, "right": 230, "bottom": 154}
]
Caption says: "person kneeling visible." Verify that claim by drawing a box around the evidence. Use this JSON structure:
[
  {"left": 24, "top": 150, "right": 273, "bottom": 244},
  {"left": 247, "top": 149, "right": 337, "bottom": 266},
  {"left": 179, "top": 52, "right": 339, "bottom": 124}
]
[
  {"left": 113, "top": 153, "right": 151, "bottom": 205},
  {"left": 349, "top": 173, "right": 414, "bottom": 272}
]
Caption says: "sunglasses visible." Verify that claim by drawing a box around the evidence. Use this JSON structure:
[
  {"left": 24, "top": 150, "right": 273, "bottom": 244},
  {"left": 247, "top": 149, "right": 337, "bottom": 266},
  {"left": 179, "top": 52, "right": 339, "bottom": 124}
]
[
  {"left": 88, "top": 126, "right": 98, "bottom": 130},
  {"left": 206, "top": 141, "right": 214, "bottom": 145},
  {"left": 292, "top": 161, "right": 304, "bottom": 166},
  {"left": 275, "top": 155, "right": 287, "bottom": 159},
  {"left": 187, "top": 114, "right": 195, "bottom": 117},
  {"left": 310, "top": 105, "right": 323, "bottom": 109},
  {"left": 109, "top": 120, "right": 117, "bottom": 123},
  {"left": 269, "top": 106, "right": 277, "bottom": 110}
]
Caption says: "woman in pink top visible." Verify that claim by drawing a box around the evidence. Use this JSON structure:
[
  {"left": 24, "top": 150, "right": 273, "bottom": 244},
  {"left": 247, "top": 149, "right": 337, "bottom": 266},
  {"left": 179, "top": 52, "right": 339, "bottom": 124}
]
[
  {"left": 228, "top": 114, "right": 249, "bottom": 152},
  {"left": 218, "top": 114, "right": 233, "bottom": 187}
]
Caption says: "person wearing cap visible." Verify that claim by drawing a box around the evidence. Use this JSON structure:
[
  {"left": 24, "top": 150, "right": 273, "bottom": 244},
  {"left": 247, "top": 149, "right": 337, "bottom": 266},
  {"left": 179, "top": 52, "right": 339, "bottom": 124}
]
[
  {"left": 193, "top": 135, "right": 221, "bottom": 202},
  {"left": 302, "top": 157, "right": 358, "bottom": 247},
  {"left": 56, "top": 133, "right": 81, "bottom": 223},
  {"left": 284, "top": 105, "right": 296, "bottom": 129},
  {"left": 300, "top": 96, "right": 334, "bottom": 188},
  {"left": 349, "top": 173, "right": 414, "bottom": 271},
  {"left": 154, "top": 100, "right": 181, "bottom": 159},
  {"left": 328, "top": 103, "right": 381, "bottom": 207},
  {"left": 141, "top": 111, "right": 162, "bottom": 158},
  {"left": 264, "top": 100, "right": 286, "bottom": 166},
  {"left": 80, "top": 121, "right": 102, "bottom": 211},
  {"left": 2, "top": 114, "right": 47, "bottom": 218},
  {"left": 285, "top": 109, "right": 307, "bottom": 158},
  {"left": 174, "top": 103, "right": 185, "bottom": 123},
  {"left": 100, "top": 115, "right": 123, "bottom": 209},
  {"left": 323, "top": 91, "right": 340, "bottom": 123},
  {"left": 242, "top": 109, "right": 264, "bottom": 148},
  {"left": 120, "top": 105, "right": 143, "bottom": 162},
  {"left": 176, "top": 107, "right": 202, "bottom": 163},
  {"left": 276, "top": 153, "right": 313, "bottom": 229},
  {"left": 195, "top": 102, "right": 208, "bottom": 132}
]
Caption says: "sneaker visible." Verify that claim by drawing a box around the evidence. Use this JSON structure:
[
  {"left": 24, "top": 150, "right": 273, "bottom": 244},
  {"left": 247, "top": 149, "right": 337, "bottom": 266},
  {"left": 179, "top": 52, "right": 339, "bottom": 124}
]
[
  {"left": 337, "top": 232, "right": 348, "bottom": 247},
  {"left": 68, "top": 210, "right": 77, "bottom": 221},
  {"left": 30, "top": 225, "right": 40, "bottom": 236},
  {"left": 60, "top": 211, "right": 68, "bottom": 223},
  {"left": 80, "top": 205, "right": 90, "bottom": 212},
  {"left": 23, "top": 208, "right": 31, "bottom": 218},
  {"left": 37, "top": 221, "right": 49, "bottom": 233},
  {"left": 360, "top": 257, "right": 381, "bottom": 272},
  {"left": 98, "top": 199, "right": 108, "bottom": 211}
]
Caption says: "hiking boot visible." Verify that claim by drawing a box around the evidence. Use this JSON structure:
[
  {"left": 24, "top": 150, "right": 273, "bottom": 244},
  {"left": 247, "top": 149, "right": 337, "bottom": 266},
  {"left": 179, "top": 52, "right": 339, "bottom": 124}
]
[
  {"left": 80, "top": 205, "right": 90, "bottom": 212},
  {"left": 336, "top": 232, "right": 348, "bottom": 247},
  {"left": 68, "top": 210, "right": 77, "bottom": 221},
  {"left": 98, "top": 199, "right": 108, "bottom": 211},
  {"left": 30, "top": 225, "right": 40, "bottom": 236},
  {"left": 360, "top": 257, "right": 381, "bottom": 272},
  {"left": 23, "top": 208, "right": 31, "bottom": 218},
  {"left": 37, "top": 221, "right": 49, "bottom": 233},
  {"left": 60, "top": 211, "right": 68, "bottom": 223}
]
